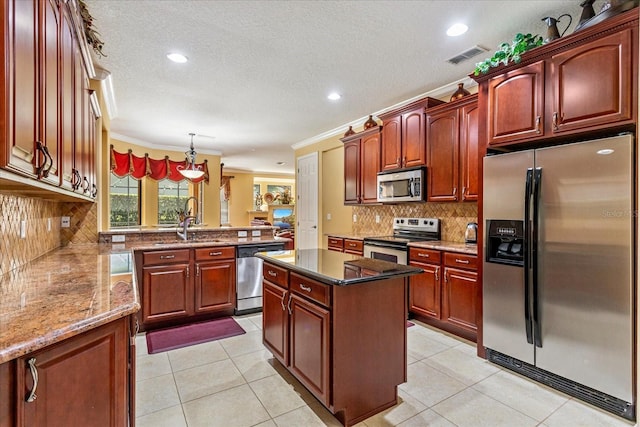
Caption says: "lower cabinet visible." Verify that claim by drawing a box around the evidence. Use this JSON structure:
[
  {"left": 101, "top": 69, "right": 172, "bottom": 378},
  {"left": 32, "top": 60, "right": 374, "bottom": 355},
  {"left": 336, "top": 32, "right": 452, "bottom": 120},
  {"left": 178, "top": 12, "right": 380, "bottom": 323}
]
[
  {"left": 409, "top": 248, "right": 478, "bottom": 341},
  {"left": 136, "top": 246, "right": 236, "bottom": 331},
  {"left": 1, "top": 316, "right": 134, "bottom": 427},
  {"left": 326, "top": 236, "right": 363, "bottom": 255}
]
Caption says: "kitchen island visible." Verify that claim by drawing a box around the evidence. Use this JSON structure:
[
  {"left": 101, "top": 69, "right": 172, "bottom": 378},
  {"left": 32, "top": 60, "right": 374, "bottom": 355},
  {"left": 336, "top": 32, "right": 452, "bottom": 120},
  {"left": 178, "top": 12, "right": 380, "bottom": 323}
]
[{"left": 257, "top": 249, "right": 422, "bottom": 427}]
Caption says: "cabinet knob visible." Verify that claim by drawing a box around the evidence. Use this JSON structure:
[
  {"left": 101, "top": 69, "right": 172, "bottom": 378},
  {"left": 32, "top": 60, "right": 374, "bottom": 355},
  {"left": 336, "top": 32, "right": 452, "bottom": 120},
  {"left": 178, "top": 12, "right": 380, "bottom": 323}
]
[{"left": 535, "top": 116, "right": 541, "bottom": 134}]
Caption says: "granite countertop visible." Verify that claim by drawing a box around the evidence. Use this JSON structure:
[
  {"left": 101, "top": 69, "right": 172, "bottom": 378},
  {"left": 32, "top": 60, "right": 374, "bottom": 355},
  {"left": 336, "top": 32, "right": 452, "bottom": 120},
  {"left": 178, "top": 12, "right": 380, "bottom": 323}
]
[
  {"left": 0, "top": 244, "right": 139, "bottom": 364},
  {"left": 408, "top": 240, "right": 478, "bottom": 255},
  {"left": 325, "top": 232, "right": 381, "bottom": 240},
  {"left": 124, "top": 236, "right": 289, "bottom": 251},
  {"left": 257, "top": 249, "right": 423, "bottom": 286}
]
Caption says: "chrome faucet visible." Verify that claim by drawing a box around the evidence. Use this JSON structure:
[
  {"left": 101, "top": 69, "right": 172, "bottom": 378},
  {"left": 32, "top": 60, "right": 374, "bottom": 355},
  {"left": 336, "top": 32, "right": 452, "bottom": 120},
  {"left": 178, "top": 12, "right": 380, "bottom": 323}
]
[{"left": 177, "top": 196, "right": 199, "bottom": 240}]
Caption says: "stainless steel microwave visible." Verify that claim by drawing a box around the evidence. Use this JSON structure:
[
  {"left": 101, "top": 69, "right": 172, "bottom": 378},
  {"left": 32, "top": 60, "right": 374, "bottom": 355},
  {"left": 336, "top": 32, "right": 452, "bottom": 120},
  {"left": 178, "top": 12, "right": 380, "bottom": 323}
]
[{"left": 377, "top": 167, "right": 425, "bottom": 203}]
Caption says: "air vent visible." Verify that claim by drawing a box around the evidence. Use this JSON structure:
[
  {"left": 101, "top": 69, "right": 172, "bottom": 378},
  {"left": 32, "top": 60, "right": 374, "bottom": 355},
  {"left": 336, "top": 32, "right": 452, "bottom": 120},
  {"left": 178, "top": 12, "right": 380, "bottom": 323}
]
[{"left": 447, "top": 45, "right": 488, "bottom": 65}]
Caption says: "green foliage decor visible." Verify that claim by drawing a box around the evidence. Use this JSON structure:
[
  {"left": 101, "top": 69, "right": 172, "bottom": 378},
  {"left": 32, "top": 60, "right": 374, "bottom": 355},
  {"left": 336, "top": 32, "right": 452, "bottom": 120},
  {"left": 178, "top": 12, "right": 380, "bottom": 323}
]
[{"left": 474, "top": 33, "right": 544, "bottom": 76}]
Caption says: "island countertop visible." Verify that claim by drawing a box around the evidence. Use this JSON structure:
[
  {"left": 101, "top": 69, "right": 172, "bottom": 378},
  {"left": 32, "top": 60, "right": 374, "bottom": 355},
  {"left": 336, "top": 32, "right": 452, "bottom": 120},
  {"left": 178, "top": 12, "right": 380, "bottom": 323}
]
[
  {"left": 256, "top": 248, "right": 422, "bottom": 286},
  {"left": 0, "top": 244, "right": 139, "bottom": 364}
]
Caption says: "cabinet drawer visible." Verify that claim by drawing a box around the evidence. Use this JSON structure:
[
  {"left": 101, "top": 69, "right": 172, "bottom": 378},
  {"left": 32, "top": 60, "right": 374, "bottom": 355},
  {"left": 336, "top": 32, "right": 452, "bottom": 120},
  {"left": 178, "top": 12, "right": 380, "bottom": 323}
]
[
  {"left": 143, "top": 249, "right": 191, "bottom": 265},
  {"left": 263, "top": 262, "right": 289, "bottom": 288},
  {"left": 443, "top": 252, "right": 477, "bottom": 270},
  {"left": 328, "top": 237, "right": 344, "bottom": 251},
  {"left": 409, "top": 247, "right": 441, "bottom": 264},
  {"left": 343, "top": 239, "right": 363, "bottom": 253},
  {"left": 194, "top": 246, "right": 235, "bottom": 261},
  {"left": 290, "top": 273, "right": 331, "bottom": 307}
]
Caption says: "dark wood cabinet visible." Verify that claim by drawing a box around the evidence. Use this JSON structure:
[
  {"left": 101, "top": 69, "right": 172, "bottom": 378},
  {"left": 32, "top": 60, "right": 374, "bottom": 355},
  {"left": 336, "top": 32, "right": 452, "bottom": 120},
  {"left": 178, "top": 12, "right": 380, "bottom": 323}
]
[
  {"left": 409, "top": 247, "right": 477, "bottom": 342},
  {"left": 379, "top": 97, "right": 444, "bottom": 171},
  {"left": 263, "top": 279, "right": 289, "bottom": 365},
  {"left": 341, "top": 127, "right": 381, "bottom": 205},
  {"left": 1, "top": 0, "right": 97, "bottom": 200},
  {"left": 481, "top": 9, "right": 637, "bottom": 148},
  {"left": 408, "top": 248, "right": 441, "bottom": 319},
  {"left": 327, "top": 236, "right": 363, "bottom": 255},
  {"left": 327, "top": 236, "right": 344, "bottom": 252},
  {"left": 136, "top": 246, "right": 236, "bottom": 331},
  {"left": 442, "top": 252, "right": 478, "bottom": 336},
  {"left": 11, "top": 316, "right": 132, "bottom": 427},
  {"left": 426, "top": 95, "right": 478, "bottom": 202}
]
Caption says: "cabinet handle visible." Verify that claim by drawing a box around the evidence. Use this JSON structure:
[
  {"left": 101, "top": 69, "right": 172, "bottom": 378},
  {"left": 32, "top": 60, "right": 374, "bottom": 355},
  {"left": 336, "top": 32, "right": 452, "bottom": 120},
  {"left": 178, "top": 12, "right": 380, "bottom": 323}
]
[
  {"left": 299, "top": 284, "right": 312, "bottom": 292},
  {"left": 455, "top": 258, "right": 470, "bottom": 264},
  {"left": 71, "top": 169, "right": 81, "bottom": 190},
  {"left": 453, "top": 187, "right": 457, "bottom": 196},
  {"left": 435, "top": 266, "right": 440, "bottom": 281},
  {"left": 209, "top": 251, "right": 222, "bottom": 256},
  {"left": 462, "top": 186, "right": 467, "bottom": 196},
  {"left": 402, "top": 156, "right": 406, "bottom": 167},
  {"left": 418, "top": 253, "right": 430, "bottom": 258},
  {"left": 159, "top": 255, "right": 175, "bottom": 260},
  {"left": 91, "top": 184, "right": 98, "bottom": 198},
  {"left": 396, "top": 157, "right": 401, "bottom": 167},
  {"left": 268, "top": 270, "right": 277, "bottom": 277},
  {"left": 35, "top": 142, "right": 48, "bottom": 179},
  {"left": 347, "top": 243, "right": 356, "bottom": 247},
  {"left": 26, "top": 358, "right": 38, "bottom": 403},
  {"left": 82, "top": 177, "right": 90, "bottom": 193},
  {"left": 196, "top": 264, "right": 200, "bottom": 277},
  {"left": 444, "top": 271, "right": 448, "bottom": 283},
  {"left": 42, "top": 145, "right": 53, "bottom": 178},
  {"left": 552, "top": 112, "right": 558, "bottom": 130},
  {"left": 287, "top": 294, "right": 292, "bottom": 314},
  {"left": 186, "top": 266, "right": 190, "bottom": 278},
  {"left": 280, "top": 292, "right": 287, "bottom": 311},
  {"left": 535, "top": 116, "right": 541, "bottom": 134}
]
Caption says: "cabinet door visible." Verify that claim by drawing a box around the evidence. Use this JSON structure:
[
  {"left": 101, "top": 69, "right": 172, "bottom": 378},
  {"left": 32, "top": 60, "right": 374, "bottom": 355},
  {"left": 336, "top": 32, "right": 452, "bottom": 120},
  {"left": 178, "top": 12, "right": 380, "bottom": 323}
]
[
  {"left": 289, "top": 294, "right": 330, "bottom": 407},
  {"left": 442, "top": 267, "right": 477, "bottom": 333},
  {"left": 487, "top": 61, "right": 545, "bottom": 146},
  {"left": 59, "top": 5, "right": 75, "bottom": 191},
  {"left": 402, "top": 107, "right": 426, "bottom": 168},
  {"left": 550, "top": 29, "right": 633, "bottom": 134},
  {"left": 427, "top": 108, "right": 459, "bottom": 201},
  {"left": 142, "top": 263, "right": 193, "bottom": 324},
  {"left": 4, "top": 0, "right": 38, "bottom": 176},
  {"left": 408, "top": 262, "right": 440, "bottom": 319},
  {"left": 16, "top": 318, "right": 128, "bottom": 427},
  {"left": 263, "top": 281, "right": 288, "bottom": 365},
  {"left": 359, "top": 131, "right": 381, "bottom": 204},
  {"left": 195, "top": 260, "right": 235, "bottom": 314},
  {"left": 460, "top": 102, "right": 479, "bottom": 201},
  {"left": 343, "top": 140, "right": 360, "bottom": 204},
  {"left": 381, "top": 115, "right": 402, "bottom": 171}
]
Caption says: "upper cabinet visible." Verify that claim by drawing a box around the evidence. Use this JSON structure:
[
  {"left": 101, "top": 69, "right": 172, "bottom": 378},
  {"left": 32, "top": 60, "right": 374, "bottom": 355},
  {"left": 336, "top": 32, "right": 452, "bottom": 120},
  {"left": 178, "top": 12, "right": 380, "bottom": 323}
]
[
  {"left": 476, "top": 8, "right": 637, "bottom": 148},
  {"left": 341, "top": 127, "right": 382, "bottom": 205},
  {"left": 1, "top": 0, "right": 99, "bottom": 201},
  {"left": 426, "top": 95, "right": 479, "bottom": 202},
  {"left": 379, "top": 97, "right": 444, "bottom": 171}
]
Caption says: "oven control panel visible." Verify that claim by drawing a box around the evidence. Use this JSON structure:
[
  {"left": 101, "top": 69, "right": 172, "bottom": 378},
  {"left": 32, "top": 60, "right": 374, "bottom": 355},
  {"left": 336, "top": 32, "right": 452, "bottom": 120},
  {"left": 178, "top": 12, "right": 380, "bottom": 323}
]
[{"left": 393, "top": 217, "right": 439, "bottom": 233}]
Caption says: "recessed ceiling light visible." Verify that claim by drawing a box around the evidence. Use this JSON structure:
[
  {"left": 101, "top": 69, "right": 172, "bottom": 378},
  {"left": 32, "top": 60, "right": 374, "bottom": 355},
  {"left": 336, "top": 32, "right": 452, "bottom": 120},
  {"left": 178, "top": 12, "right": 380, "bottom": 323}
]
[
  {"left": 597, "top": 149, "right": 614, "bottom": 155},
  {"left": 446, "top": 23, "right": 468, "bottom": 37},
  {"left": 167, "top": 53, "right": 188, "bottom": 63},
  {"left": 327, "top": 92, "right": 341, "bottom": 101},
  {"left": 276, "top": 161, "right": 286, "bottom": 166}
]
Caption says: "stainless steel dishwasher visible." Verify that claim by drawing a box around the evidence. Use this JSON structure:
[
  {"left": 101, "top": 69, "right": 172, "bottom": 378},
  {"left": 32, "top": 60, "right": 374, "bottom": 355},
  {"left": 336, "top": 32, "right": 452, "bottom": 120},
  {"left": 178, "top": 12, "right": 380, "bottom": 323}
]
[{"left": 236, "top": 242, "right": 285, "bottom": 315}]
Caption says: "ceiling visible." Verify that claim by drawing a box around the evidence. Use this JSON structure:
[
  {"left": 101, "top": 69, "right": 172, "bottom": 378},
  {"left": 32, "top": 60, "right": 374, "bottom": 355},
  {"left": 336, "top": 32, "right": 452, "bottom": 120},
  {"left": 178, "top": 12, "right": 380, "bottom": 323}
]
[{"left": 85, "top": 0, "right": 597, "bottom": 175}]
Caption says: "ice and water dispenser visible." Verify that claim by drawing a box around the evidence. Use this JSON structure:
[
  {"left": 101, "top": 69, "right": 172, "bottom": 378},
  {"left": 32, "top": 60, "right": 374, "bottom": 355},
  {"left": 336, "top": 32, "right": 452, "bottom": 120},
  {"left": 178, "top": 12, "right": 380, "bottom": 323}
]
[{"left": 486, "top": 220, "right": 525, "bottom": 266}]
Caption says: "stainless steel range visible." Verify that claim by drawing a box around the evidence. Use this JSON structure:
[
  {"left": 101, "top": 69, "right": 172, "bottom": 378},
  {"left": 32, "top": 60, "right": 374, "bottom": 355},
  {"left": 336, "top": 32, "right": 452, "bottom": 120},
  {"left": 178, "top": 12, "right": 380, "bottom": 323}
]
[{"left": 363, "top": 218, "right": 441, "bottom": 265}]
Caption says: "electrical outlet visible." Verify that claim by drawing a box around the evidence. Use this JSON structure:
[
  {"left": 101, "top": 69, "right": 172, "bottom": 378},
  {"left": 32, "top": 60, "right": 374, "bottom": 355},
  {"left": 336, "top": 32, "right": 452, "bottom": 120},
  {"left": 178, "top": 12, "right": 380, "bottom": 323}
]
[
  {"left": 238, "top": 230, "right": 248, "bottom": 237},
  {"left": 61, "top": 216, "right": 71, "bottom": 228},
  {"left": 47, "top": 218, "right": 52, "bottom": 232},
  {"left": 327, "top": 213, "right": 332, "bottom": 220},
  {"left": 20, "top": 220, "right": 26, "bottom": 239},
  {"left": 375, "top": 215, "right": 380, "bottom": 223},
  {"left": 352, "top": 214, "right": 357, "bottom": 223},
  {"left": 112, "top": 235, "right": 126, "bottom": 243}
]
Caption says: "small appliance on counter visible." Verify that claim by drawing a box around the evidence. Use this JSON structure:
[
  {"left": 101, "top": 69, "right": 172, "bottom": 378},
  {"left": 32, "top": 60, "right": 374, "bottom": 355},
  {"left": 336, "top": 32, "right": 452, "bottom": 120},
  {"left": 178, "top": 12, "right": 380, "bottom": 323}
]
[{"left": 464, "top": 222, "right": 478, "bottom": 243}]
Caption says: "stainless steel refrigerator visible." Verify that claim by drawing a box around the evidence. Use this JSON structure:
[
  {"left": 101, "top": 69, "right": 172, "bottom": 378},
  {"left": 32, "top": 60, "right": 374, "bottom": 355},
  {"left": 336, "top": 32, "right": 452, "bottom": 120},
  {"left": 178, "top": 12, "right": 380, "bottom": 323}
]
[{"left": 483, "top": 134, "right": 635, "bottom": 420}]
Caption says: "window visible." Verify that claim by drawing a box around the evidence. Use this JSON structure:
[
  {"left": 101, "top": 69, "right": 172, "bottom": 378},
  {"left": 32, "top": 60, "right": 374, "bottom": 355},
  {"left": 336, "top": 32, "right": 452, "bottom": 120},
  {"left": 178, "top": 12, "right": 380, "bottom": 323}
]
[
  {"left": 109, "top": 174, "right": 140, "bottom": 227},
  {"left": 158, "top": 179, "right": 191, "bottom": 225}
]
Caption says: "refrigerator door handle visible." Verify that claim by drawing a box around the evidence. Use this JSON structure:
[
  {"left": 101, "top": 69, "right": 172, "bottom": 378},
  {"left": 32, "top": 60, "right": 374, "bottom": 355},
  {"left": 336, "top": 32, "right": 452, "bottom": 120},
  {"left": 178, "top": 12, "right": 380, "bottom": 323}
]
[
  {"left": 524, "top": 168, "right": 534, "bottom": 345},
  {"left": 532, "top": 167, "right": 543, "bottom": 348}
]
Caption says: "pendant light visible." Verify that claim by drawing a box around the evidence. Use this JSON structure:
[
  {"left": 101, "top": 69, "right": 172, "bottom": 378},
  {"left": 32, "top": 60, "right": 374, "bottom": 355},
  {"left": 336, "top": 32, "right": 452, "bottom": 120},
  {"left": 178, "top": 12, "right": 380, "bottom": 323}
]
[{"left": 177, "top": 133, "right": 205, "bottom": 180}]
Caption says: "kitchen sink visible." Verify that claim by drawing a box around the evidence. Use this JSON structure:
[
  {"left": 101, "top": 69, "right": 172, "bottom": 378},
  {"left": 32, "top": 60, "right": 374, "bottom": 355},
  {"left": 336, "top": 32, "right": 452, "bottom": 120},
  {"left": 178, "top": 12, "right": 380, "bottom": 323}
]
[{"left": 152, "top": 239, "right": 222, "bottom": 246}]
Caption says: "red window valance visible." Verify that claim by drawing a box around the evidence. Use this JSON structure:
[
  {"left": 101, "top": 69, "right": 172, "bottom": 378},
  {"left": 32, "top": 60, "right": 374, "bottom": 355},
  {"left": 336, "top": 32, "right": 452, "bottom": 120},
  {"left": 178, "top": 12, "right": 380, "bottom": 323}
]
[{"left": 110, "top": 145, "right": 209, "bottom": 184}]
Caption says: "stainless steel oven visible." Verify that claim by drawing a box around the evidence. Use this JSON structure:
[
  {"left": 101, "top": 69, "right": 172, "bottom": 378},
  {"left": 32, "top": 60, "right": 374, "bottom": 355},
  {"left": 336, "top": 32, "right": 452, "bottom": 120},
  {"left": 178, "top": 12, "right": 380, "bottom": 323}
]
[{"left": 363, "top": 217, "right": 441, "bottom": 265}]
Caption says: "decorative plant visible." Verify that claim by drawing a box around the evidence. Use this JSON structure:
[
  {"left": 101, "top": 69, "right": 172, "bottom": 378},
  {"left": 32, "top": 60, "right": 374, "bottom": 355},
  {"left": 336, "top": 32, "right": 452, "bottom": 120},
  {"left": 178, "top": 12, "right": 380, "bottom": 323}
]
[
  {"left": 474, "top": 33, "right": 543, "bottom": 75},
  {"left": 78, "top": 0, "right": 106, "bottom": 57}
]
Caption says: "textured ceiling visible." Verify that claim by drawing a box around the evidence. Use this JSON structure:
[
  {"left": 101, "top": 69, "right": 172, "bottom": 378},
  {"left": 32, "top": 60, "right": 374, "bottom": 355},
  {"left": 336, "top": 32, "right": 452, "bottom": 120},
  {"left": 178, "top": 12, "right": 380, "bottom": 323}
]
[{"left": 86, "top": 0, "right": 598, "bottom": 174}]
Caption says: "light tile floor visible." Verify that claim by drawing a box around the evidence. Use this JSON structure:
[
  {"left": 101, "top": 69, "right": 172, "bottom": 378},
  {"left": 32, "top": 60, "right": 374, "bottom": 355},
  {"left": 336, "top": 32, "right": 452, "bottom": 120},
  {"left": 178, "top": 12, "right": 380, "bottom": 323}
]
[{"left": 136, "top": 315, "right": 634, "bottom": 427}]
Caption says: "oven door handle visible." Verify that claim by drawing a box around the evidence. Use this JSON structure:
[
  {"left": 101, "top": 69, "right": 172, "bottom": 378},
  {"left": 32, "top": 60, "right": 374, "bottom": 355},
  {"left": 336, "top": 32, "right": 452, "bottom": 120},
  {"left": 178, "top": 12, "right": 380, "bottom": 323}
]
[{"left": 364, "top": 241, "right": 406, "bottom": 250}]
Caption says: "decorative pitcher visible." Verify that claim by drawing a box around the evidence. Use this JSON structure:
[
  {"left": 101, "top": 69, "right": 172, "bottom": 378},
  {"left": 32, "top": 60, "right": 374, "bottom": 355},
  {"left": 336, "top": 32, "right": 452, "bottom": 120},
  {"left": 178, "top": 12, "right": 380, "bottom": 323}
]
[{"left": 542, "top": 13, "right": 573, "bottom": 43}]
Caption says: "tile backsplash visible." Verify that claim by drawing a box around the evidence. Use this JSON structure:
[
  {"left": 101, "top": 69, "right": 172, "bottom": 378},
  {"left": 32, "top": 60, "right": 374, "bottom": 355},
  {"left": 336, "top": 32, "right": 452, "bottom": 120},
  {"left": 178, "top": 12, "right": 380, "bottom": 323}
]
[
  {"left": 353, "top": 202, "right": 478, "bottom": 242},
  {"left": 0, "top": 194, "right": 97, "bottom": 276}
]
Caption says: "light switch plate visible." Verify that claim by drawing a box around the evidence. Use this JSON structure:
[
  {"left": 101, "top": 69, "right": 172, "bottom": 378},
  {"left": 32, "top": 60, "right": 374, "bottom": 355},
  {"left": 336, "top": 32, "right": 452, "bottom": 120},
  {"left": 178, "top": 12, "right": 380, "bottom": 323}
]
[
  {"left": 112, "top": 235, "right": 126, "bottom": 243},
  {"left": 47, "top": 218, "right": 52, "bottom": 232},
  {"left": 251, "top": 230, "right": 261, "bottom": 237},
  {"left": 375, "top": 215, "right": 380, "bottom": 223},
  {"left": 20, "top": 220, "right": 26, "bottom": 239},
  {"left": 352, "top": 214, "right": 357, "bottom": 222},
  {"left": 238, "top": 230, "right": 248, "bottom": 237}
]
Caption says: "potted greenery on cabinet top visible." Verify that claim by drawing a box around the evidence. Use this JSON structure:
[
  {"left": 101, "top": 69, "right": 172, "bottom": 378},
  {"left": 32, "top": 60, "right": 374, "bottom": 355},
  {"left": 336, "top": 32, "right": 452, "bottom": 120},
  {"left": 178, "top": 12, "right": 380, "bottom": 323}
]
[{"left": 474, "top": 33, "right": 544, "bottom": 75}]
